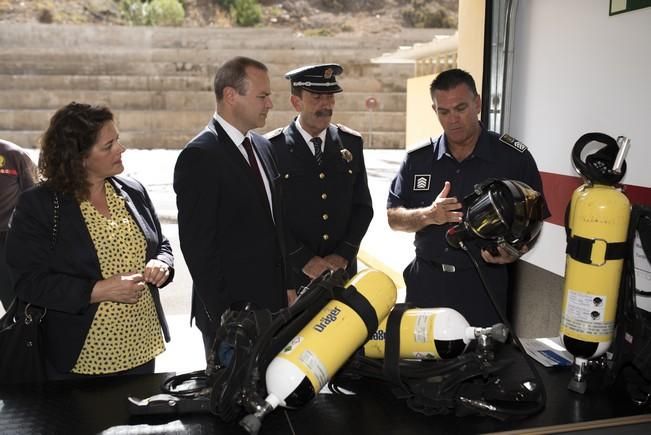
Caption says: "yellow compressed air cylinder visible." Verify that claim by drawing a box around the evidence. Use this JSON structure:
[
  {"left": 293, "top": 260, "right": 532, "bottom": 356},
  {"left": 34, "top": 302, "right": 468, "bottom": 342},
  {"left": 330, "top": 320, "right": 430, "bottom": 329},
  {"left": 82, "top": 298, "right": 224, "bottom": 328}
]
[
  {"left": 363, "top": 307, "right": 471, "bottom": 360},
  {"left": 560, "top": 184, "right": 630, "bottom": 360},
  {"left": 263, "top": 269, "right": 397, "bottom": 409}
]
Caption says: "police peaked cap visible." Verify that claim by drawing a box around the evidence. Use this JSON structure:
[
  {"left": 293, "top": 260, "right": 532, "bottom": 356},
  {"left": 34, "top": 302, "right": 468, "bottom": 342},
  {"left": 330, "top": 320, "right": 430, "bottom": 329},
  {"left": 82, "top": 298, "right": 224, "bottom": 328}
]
[{"left": 284, "top": 63, "right": 343, "bottom": 94}]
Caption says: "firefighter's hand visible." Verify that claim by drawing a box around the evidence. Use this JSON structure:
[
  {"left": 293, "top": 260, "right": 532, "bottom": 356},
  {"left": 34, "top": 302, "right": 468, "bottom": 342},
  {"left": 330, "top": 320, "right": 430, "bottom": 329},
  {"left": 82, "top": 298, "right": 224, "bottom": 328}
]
[
  {"left": 302, "top": 256, "right": 332, "bottom": 279},
  {"left": 424, "top": 181, "right": 463, "bottom": 225},
  {"left": 324, "top": 254, "right": 348, "bottom": 271},
  {"left": 481, "top": 245, "right": 529, "bottom": 264}
]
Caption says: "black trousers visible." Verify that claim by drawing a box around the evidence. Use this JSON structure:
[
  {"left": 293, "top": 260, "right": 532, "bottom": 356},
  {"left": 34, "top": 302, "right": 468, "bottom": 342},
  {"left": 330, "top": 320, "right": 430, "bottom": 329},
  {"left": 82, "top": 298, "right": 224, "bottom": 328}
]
[{"left": 403, "top": 256, "right": 508, "bottom": 327}]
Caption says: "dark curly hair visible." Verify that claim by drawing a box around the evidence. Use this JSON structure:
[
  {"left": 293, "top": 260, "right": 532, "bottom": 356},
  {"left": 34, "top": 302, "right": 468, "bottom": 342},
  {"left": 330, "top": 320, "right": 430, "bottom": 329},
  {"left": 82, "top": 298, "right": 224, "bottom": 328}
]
[{"left": 39, "top": 102, "right": 114, "bottom": 200}]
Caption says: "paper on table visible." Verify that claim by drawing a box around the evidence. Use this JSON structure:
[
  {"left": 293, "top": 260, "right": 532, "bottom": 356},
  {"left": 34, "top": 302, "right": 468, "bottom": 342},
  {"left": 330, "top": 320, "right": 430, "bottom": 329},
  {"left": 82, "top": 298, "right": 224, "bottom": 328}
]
[{"left": 520, "top": 337, "right": 574, "bottom": 367}]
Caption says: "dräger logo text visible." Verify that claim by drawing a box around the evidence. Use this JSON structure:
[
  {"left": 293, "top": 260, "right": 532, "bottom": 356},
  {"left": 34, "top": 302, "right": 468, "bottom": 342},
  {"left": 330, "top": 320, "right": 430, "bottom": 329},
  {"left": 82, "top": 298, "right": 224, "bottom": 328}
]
[{"left": 313, "top": 307, "right": 342, "bottom": 332}]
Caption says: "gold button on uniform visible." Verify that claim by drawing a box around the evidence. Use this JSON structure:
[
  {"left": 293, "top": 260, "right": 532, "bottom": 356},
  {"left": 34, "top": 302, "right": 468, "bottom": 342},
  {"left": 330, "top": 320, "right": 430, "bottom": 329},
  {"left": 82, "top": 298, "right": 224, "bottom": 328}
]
[
  {"left": 319, "top": 173, "right": 326, "bottom": 179},
  {"left": 321, "top": 193, "right": 327, "bottom": 200},
  {"left": 322, "top": 234, "right": 329, "bottom": 241},
  {"left": 322, "top": 214, "right": 329, "bottom": 220}
]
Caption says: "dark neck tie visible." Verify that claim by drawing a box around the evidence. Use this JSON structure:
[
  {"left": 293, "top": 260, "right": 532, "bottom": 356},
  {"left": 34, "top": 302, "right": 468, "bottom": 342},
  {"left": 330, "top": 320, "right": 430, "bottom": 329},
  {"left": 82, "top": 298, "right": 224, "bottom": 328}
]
[
  {"left": 311, "top": 137, "right": 323, "bottom": 166},
  {"left": 242, "top": 137, "right": 265, "bottom": 191}
]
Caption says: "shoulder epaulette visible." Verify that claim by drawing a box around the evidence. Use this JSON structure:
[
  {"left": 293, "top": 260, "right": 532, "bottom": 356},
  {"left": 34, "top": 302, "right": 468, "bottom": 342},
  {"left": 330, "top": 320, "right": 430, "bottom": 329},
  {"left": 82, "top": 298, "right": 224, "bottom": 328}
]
[
  {"left": 264, "top": 127, "right": 284, "bottom": 140},
  {"left": 499, "top": 134, "right": 527, "bottom": 153},
  {"left": 407, "top": 138, "right": 434, "bottom": 154},
  {"left": 336, "top": 123, "right": 362, "bottom": 137}
]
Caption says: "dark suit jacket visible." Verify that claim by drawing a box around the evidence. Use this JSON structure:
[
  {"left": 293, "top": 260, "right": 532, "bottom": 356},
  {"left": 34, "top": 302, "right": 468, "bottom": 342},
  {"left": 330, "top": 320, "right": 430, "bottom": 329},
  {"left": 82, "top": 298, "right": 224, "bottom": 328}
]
[
  {"left": 267, "top": 122, "right": 373, "bottom": 288},
  {"left": 6, "top": 176, "right": 173, "bottom": 372},
  {"left": 173, "top": 118, "right": 287, "bottom": 337}
]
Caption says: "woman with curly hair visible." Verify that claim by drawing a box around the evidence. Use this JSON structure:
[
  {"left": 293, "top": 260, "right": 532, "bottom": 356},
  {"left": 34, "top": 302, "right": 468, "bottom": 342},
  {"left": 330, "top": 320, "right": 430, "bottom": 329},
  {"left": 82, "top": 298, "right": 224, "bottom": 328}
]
[{"left": 6, "top": 102, "right": 174, "bottom": 380}]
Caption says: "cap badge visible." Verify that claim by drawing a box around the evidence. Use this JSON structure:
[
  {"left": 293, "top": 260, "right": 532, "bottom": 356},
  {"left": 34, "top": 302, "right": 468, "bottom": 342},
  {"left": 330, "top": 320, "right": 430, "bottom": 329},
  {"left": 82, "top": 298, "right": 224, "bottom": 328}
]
[{"left": 324, "top": 68, "right": 333, "bottom": 79}]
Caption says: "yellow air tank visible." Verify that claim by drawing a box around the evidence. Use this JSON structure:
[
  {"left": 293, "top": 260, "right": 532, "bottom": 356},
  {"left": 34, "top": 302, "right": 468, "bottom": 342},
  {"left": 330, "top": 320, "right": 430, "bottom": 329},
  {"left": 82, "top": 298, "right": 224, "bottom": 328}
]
[
  {"left": 262, "top": 269, "right": 397, "bottom": 409},
  {"left": 363, "top": 307, "right": 473, "bottom": 359},
  {"left": 560, "top": 183, "right": 630, "bottom": 390}
]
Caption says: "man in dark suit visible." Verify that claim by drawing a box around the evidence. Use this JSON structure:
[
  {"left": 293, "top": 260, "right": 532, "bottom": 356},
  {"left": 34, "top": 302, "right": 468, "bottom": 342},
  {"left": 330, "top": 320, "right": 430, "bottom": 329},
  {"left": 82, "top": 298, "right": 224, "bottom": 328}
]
[
  {"left": 265, "top": 64, "right": 373, "bottom": 299},
  {"left": 173, "top": 57, "right": 287, "bottom": 359}
]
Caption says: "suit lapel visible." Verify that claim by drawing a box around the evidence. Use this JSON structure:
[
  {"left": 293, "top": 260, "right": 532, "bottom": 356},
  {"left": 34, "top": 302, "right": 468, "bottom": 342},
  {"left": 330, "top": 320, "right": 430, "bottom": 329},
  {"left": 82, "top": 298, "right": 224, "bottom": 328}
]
[
  {"left": 324, "top": 124, "right": 343, "bottom": 165},
  {"left": 210, "top": 119, "right": 273, "bottom": 219},
  {"left": 210, "top": 119, "right": 254, "bottom": 176},
  {"left": 287, "top": 122, "right": 320, "bottom": 169},
  {"left": 108, "top": 177, "right": 154, "bottom": 256},
  {"left": 58, "top": 192, "right": 102, "bottom": 275}
]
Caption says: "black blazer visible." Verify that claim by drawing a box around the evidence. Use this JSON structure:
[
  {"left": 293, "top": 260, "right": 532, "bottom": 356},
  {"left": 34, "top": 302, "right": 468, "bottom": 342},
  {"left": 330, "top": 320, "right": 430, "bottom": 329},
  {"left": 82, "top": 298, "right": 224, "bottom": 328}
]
[
  {"left": 173, "top": 118, "right": 287, "bottom": 335},
  {"left": 6, "top": 176, "right": 173, "bottom": 372}
]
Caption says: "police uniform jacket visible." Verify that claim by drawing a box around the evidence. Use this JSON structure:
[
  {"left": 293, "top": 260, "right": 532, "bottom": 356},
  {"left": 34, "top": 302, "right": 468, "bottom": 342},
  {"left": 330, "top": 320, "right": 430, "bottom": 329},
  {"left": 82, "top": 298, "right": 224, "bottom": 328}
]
[
  {"left": 174, "top": 118, "right": 287, "bottom": 336},
  {"left": 6, "top": 176, "right": 173, "bottom": 372},
  {"left": 388, "top": 126, "right": 548, "bottom": 270},
  {"left": 268, "top": 121, "right": 373, "bottom": 287}
]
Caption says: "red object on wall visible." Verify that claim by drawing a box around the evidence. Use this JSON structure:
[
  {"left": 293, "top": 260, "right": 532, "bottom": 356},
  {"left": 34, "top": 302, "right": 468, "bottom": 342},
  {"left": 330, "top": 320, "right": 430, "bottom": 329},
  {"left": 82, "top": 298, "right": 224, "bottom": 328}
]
[{"left": 539, "top": 172, "right": 651, "bottom": 227}]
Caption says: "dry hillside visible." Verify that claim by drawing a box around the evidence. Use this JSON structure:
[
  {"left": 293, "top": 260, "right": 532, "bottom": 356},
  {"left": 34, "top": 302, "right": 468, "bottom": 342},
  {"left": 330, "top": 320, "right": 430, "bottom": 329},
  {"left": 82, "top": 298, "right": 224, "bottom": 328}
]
[{"left": 0, "top": 0, "right": 458, "bottom": 34}]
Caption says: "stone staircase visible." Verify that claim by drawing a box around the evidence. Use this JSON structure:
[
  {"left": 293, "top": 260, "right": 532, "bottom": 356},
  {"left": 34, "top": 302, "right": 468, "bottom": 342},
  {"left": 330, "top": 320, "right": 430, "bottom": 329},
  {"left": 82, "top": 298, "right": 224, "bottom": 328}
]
[{"left": 0, "top": 23, "right": 444, "bottom": 149}]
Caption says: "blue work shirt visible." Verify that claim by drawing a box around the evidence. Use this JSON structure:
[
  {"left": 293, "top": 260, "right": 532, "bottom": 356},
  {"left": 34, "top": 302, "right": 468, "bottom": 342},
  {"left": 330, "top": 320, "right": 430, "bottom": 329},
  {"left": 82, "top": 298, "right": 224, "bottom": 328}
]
[{"left": 387, "top": 127, "right": 547, "bottom": 270}]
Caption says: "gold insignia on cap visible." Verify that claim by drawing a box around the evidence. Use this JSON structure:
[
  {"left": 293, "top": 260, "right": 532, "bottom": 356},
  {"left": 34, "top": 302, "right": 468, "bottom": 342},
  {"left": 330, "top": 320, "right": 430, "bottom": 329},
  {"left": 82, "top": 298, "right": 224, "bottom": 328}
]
[{"left": 324, "top": 68, "right": 333, "bottom": 79}]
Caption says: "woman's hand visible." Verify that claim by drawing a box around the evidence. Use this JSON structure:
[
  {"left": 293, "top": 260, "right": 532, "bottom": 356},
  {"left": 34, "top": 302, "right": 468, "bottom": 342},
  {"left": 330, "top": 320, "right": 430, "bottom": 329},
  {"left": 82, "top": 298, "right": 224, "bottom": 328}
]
[
  {"left": 90, "top": 272, "right": 148, "bottom": 304},
  {"left": 143, "top": 259, "right": 171, "bottom": 287}
]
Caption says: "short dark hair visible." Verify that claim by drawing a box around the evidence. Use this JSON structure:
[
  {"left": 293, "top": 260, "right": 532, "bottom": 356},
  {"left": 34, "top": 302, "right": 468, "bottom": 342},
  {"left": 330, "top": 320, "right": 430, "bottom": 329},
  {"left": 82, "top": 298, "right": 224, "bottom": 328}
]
[
  {"left": 213, "top": 56, "right": 268, "bottom": 101},
  {"left": 430, "top": 68, "right": 478, "bottom": 98},
  {"left": 39, "top": 102, "right": 113, "bottom": 199}
]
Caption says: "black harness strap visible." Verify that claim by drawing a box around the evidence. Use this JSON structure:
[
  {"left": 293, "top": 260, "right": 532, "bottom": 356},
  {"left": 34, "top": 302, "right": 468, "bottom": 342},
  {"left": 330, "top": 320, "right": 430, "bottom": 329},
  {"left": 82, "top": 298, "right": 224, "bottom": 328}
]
[
  {"left": 333, "top": 285, "right": 378, "bottom": 341},
  {"left": 383, "top": 303, "right": 412, "bottom": 393},
  {"left": 566, "top": 234, "right": 627, "bottom": 265}
]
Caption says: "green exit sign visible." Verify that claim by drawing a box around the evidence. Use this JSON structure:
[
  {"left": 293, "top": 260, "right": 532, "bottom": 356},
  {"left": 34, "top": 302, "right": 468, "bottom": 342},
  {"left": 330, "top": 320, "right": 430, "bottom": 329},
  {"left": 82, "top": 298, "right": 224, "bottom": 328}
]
[{"left": 610, "top": 0, "right": 651, "bottom": 15}]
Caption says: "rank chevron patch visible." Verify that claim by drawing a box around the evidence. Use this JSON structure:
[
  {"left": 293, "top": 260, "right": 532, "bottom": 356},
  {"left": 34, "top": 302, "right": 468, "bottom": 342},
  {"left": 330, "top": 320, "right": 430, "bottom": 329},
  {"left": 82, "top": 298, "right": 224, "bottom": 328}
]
[{"left": 413, "top": 174, "right": 431, "bottom": 191}]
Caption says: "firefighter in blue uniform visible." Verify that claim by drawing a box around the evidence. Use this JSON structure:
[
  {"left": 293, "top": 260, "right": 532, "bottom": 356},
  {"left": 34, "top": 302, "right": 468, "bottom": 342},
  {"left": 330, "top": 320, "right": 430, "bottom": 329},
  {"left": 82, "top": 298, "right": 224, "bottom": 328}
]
[
  {"left": 387, "top": 68, "right": 548, "bottom": 326},
  {"left": 266, "top": 64, "right": 373, "bottom": 299}
]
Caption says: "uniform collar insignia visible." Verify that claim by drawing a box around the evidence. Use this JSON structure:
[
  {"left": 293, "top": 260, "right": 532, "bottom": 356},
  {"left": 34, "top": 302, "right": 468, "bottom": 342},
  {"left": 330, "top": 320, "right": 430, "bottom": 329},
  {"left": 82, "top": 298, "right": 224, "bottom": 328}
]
[{"left": 340, "top": 148, "right": 353, "bottom": 163}]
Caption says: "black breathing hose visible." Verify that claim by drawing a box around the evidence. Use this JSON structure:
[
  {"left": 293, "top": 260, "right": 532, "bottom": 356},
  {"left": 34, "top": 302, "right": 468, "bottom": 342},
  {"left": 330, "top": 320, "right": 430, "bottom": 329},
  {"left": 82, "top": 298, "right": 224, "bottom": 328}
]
[{"left": 458, "top": 241, "right": 547, "bottom": 417}]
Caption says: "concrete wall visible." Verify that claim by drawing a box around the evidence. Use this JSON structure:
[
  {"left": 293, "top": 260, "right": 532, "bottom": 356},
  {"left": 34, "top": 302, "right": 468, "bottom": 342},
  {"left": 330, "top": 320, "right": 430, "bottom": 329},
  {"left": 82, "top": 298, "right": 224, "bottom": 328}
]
[
  {"left": 0, "top": 23, "right": 444, "bottom": 150},
  {"left": 403, "top": 0, "right": 484, "bottom": 148},
  {"left": 405, "top": 74, "right": 441, "bottom": 147},
  {"left": 508, "top": 0, "right": 651, "bottom": 337}
]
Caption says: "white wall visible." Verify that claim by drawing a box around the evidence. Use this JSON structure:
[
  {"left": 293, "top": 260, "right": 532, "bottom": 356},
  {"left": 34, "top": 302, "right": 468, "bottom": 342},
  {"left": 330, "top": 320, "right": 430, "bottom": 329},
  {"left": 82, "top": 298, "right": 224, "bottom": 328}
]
[{"left": 510, "top": 0, "right": 651, "bottom": 276}]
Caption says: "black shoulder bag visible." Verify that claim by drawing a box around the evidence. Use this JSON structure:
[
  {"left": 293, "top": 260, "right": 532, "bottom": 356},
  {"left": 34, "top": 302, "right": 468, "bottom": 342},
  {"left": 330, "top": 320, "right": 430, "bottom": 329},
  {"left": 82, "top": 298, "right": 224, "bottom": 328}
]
[{"left": 0, "top": 192, "right": 59, "bottom": 384}]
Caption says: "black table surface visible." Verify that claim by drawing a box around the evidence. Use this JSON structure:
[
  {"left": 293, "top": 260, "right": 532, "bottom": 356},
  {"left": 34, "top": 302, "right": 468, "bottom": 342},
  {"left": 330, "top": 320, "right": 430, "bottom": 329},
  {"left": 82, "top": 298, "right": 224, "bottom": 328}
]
[{"left": 1, "top": 345, "right": 650, "bottom": 435}]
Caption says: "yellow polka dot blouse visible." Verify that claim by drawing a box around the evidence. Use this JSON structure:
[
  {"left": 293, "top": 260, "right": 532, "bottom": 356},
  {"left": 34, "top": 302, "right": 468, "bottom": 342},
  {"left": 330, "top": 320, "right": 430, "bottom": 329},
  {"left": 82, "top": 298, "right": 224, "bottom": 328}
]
[{"left": 73, "top": 181, "right": 165, "bottom": 374}]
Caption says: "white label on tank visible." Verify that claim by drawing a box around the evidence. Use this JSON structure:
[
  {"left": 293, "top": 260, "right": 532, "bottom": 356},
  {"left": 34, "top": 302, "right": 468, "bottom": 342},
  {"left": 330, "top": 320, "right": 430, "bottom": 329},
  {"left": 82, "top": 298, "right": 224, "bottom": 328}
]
[
  {"left": 562, "top": 289, "right": 613, "bottom": 335},
  {"left": 634, "top": 232, "right": 651, "bottom": 313},
  {"left": 299, "top": 350, "right": 328, "bottom": 389},
  {"left": 414, "top": 352, "right": 436, "bottom": 359},
  {"left": 414, "top": 314, "right": 429, "bottom": 343},
  {"left": 282, "top": 336, "right": 303, "bottom": 354}
]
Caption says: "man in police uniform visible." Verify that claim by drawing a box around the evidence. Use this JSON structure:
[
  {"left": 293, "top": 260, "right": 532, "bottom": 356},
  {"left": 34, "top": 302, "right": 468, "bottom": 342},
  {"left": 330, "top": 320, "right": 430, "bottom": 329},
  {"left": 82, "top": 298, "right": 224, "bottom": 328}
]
[
  {"left": 0, "top": 139, "right": 37, "bottom": 310},
  {"left": 387, "top": 68, "right": 548, "bottom": 326},
  {"left": 266, "top": 64, "right": 373, "bottom": 298}
]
